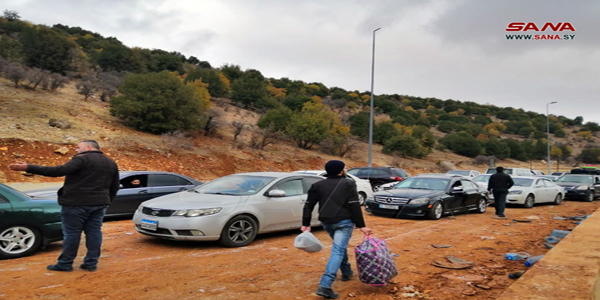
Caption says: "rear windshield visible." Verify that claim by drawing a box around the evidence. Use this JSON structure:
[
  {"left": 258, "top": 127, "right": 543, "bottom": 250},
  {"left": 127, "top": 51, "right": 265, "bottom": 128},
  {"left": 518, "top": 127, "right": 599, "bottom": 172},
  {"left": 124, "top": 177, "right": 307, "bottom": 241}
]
[
  {"left": 512, "top": 178, "right": 533, "bottom": 187},
  {"left": 556, "top": 175, "right": 593, "bottom": 184}
]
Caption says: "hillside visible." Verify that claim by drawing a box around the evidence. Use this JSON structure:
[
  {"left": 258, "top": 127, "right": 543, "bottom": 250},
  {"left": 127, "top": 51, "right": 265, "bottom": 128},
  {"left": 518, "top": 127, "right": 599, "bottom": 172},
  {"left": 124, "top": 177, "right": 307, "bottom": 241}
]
[{"left": 0, "top": 77, "right": 580, "bottom": 184}]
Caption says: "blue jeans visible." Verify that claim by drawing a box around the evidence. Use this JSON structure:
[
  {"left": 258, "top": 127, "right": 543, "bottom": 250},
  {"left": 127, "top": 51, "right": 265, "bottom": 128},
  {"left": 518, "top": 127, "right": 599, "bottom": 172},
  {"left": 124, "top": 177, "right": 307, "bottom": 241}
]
[
  {"left": 56, "top": 205, "right": 107, "bottom": 268},
  {"left": 319, "top": 219, "right": 354, "bottom": 289}
]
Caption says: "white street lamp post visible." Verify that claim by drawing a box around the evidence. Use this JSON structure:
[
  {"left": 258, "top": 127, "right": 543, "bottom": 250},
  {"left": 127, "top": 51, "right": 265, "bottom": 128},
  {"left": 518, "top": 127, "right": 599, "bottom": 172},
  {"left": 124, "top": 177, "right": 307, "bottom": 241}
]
[
  {"left": 546, "top": 101, "right": 557, "bottom": 174},
  {"left": 368, "top": 27, "right": 381, "bottom": 167}
]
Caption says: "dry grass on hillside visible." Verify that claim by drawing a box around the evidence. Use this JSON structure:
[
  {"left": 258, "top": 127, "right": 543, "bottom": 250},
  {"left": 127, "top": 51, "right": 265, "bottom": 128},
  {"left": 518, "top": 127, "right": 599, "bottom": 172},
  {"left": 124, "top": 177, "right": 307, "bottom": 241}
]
[{"left": 0, "top": 77, "right": 590, "bottom": 183}]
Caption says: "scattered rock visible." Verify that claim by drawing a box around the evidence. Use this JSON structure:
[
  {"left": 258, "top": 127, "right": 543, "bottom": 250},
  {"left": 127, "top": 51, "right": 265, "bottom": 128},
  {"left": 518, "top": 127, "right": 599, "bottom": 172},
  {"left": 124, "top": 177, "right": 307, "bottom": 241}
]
[
  {"left": 479, "top": 236, "right": 495, "bottom": 240},
  {"left": 441, "top": 274, "right": 485, "bottom": 282},
  {"left": 462, "top": 289, "right": 477, "bottom": 296},
  {"left": 438, "top": 161, "right": 456, "bottom": 172},
  {"left": 54, "top": 147, "right": 70, "bottom": 155},
  {"left": 13, "top": 153, "right": 24, "bottom": 158},
  {"left": 525, "top": 215, "right": 541, "bottom": 220},
  {"left": 48, "top": 118, "right": 72, "bottom": 129},
  {"left": 348, "top": 292, "right": 357, "bottom": 297},
  {"left": 432, "top": 244, "right": 453, "bottom": 248},
  {"left": 0, "top": 147, "right": 7, "bottom": 151},
  {"left": 474, "top": 284, "right": 491, "bottom": 290}
]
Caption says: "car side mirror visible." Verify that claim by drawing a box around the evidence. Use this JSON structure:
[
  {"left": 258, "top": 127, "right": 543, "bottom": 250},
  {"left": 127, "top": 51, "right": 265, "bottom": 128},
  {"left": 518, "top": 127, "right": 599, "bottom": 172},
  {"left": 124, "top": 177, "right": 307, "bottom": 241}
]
[
  {"left": 451, "top": 186, "right": 464, "bottom": 193},
  {"left": 268, "top": 190, "right": 286, "bottom": 197}
]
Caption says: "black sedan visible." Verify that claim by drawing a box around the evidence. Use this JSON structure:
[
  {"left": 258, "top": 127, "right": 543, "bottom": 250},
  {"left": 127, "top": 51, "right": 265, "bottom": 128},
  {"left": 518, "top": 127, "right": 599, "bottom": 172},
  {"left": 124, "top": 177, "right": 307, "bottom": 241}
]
[
  {"left": 365, "top": 174, "right": 489, "bottom": 220},
  {"left": 26, "top": 171, "right": 203, "bottom": 217},
  {"left": 0, "top": 183, "right": 62, "bottom": 259}
]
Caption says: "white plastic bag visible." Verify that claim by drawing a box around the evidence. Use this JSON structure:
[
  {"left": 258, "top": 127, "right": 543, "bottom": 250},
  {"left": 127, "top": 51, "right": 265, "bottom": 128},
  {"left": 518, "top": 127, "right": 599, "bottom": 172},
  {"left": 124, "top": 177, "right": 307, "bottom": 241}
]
[{"left": 294, "top": 231, "right": 323, "bottom": 253}]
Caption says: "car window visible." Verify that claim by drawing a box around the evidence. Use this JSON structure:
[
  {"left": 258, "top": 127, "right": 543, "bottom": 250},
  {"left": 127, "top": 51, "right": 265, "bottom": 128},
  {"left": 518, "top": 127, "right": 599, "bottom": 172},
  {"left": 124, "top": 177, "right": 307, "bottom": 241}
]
[
  {"left": 272, "top": 179, "right": 304, "bottom": 196},
  {"left": 120, "top": 175, "right": 148, "bottom": 188},
  {"left": 513, "top": 178, "right": 533, "bottom": 187},
  {"left": 543, "top": 179, "right": 555, "bottom": 187},
  {"left": 461, "top": 180, "right": 478, "bottom": 190},
  {"left": 196, "top": 175, "right": 276, "bottom": 195},
  {"left": 556, "top": 175, "right": 593, "bottom": 183},
  {"left": 395, "top": 177, "right": 449, "bottom": 191},
  {"left": 302, "top": 177, "right": 323, "bottom": 193},
  {"left": 534, "top": 179, "right": 545, "bottom": 187},
  {"left": 472, "top": 175, "right": 490, "bottom": 183},
  {"left": 149, "top": 174, "right": 191, "bottom": 187},
  {"left": 0, "top": 194, "right": 8, "bottom": 203},
  {"left": 373, "top": 169, "right": 389, "bottom": 177},
  {"left": 392, "top": 169, "right": 407, "bottom": 178},
  {"left": 347, "top": 169, "right": 360, "bottom": 176}
]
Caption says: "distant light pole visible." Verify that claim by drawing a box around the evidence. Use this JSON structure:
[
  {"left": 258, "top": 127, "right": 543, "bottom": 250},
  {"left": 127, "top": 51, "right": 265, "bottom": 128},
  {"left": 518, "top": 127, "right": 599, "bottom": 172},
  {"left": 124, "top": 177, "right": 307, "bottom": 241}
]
[
  {"left": 546, "top": 101, "right": 557, "bottom": 174},
  {"left": 368, "top": 27, "right": 381, "bottom": 167}
]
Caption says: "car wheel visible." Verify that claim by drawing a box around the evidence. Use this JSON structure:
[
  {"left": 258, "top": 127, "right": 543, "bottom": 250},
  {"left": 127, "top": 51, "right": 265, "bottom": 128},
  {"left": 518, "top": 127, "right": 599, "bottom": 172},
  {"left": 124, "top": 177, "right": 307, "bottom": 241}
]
[
  {"left": 524, "top": 194, "right": 535, "bottom": 208},
  {"left": 358, "top": 192, "right": 367, "bottom": 206},
  {"left": 553, "top": 194, "right": 562, "bottom": 205},
  {"left": 0, "top": 226, "right": 42, "bottom": 259},
  {"left": 219, "top": 215, "right": 258, "bottom": 247},
  {"left": 427, "top": 202, "right": 443, "bottom": 220},
  {"left": 585, "top": 191, "right": 595, "bottom": 202},
  {"left": 372, "top": 184, "right": 382, "bottom": 192},
  {"left": 476, "top": 198, "right": 487, "bottom": 213}
]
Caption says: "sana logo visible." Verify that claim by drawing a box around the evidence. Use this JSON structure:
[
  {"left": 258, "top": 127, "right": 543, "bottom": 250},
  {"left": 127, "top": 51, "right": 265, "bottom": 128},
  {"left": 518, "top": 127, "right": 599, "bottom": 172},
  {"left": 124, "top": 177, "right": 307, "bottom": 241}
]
[{"left": 506, "top": 22, "right": 575, "bottom": 32}]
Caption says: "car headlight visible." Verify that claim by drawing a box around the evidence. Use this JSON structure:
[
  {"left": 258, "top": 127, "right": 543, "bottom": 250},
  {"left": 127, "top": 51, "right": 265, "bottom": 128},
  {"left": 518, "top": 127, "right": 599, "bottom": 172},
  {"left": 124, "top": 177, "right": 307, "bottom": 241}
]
[
  {"left": 136, "top": 205, "right": 143, "bottom": 212},
  {"left": 409, "top": 198, "right": 430, "bottom": 205},
  {"left": 576, "top": 185, "right": 589, "bottom": 190},
  {"left": 509, "top": 190, "right": 522, "bottom": 195},
  {"left": 173, "top": 208, "right": 222, "bottom": 217}
]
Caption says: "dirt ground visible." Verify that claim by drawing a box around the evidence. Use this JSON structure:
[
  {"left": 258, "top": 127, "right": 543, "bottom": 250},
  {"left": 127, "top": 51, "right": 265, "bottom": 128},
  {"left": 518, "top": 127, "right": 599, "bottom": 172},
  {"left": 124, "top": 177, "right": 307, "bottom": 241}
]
[{"left": 1, "top": 200, "right": 598, "bottom": 300}]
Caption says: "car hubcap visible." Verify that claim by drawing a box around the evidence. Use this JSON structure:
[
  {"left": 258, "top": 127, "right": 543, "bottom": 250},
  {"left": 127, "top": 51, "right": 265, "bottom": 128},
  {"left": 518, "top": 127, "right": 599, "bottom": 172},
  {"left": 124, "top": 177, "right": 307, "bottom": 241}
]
[
  {"left": 435, "top": 205, "right": 442, "bottom": 218},
  {"left": 555, "top": 195, "right": 561, "bottom": 204},
  {"left": 228, "top": 220, "right": 253, "bottom": 243},
  {"left": 527, "top": 196, "right": 534, "bottom": 206},
  {"left": 479, "top": 200, "right": 486, "bottom": 211},
  {"left": 358, "top": 193, "right": 366, "bottom": 205},
  {"left": 0, "top": 227, "right": 35, "bottom": 254}
]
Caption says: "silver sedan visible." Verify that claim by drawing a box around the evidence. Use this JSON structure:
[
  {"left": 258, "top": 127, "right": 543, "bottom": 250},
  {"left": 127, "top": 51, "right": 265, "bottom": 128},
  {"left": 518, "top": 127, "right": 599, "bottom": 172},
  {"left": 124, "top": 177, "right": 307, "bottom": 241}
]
[{"left": 132, "top": 172, "right": 322, "bottom": 247}]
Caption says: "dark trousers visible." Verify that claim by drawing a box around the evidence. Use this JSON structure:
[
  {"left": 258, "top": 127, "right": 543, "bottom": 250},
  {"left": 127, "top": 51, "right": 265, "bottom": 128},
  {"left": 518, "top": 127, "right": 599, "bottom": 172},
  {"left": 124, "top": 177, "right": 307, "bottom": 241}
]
[
  {"left": 492, "top": 191, "right": 508, "bottom": 217},
  {"left": 56, "top": 205, "right": 107, "bottom": 268}
]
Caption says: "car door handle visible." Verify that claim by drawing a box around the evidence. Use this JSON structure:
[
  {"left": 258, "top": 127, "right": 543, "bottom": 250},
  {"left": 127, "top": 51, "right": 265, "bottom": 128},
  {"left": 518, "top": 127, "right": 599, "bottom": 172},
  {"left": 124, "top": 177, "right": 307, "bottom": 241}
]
[{"left": 138, "top": 190, "right": 149, "bottom": 194}]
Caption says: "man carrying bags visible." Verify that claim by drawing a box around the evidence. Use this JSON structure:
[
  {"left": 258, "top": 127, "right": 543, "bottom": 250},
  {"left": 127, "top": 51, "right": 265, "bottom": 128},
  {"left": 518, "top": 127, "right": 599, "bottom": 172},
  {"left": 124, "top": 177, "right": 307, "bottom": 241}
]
[{"left": 301, "top": 160, "right": 372, "bottom": 299}]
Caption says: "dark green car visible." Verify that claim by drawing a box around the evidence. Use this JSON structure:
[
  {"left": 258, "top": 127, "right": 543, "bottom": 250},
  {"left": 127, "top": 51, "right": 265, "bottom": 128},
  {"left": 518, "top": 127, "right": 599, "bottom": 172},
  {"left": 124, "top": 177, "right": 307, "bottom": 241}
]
[{"left": 0, "top": 183, "right": 62, "bottom": 259}]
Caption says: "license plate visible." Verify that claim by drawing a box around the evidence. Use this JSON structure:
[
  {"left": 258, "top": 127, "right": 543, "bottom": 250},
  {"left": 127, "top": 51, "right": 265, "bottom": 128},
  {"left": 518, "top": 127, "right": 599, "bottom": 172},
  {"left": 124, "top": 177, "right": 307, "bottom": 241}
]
[
  {"left": 379, "top": 204, "right": 398, "bottom": 210},
  {"left": 141, "top": 219, "right": 158, "bottom": 231}
]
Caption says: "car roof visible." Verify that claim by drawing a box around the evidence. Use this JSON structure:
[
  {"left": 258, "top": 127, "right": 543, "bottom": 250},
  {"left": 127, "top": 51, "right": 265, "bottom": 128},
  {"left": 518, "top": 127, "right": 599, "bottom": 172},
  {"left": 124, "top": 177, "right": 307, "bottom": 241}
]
[
  {"left": 413, "top": 174, "right": 464, "bottom": 179},
  {"left": 232, "top": 172, "right": 314, "bottom": 178}
]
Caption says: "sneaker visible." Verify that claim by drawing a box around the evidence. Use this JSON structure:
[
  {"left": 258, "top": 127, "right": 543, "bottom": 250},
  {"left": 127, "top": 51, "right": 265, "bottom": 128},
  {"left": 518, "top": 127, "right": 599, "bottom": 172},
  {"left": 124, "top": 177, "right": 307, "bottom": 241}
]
[
  {"left": 341, "top": 270, "right": 354, "bottom": 281},
  {"left": 493, "top": 216, "right": 507, "bottom": 220},
  {"left": 79, "top": 264, "right": 97, "bottom": 272},
  {"left": 46, "top": 264, "right": 73, "bottom": 272},
  {"left": 316, "top": 286, "right": 339, "bottom": 299}
]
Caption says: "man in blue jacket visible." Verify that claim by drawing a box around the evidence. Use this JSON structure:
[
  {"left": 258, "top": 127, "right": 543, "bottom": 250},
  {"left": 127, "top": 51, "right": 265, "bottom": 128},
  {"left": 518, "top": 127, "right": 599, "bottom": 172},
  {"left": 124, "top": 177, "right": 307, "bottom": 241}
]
[
  {"left": 488, "top": 166, "right": 514, "bottom": 219},
  {"left": 9, "top": 140, "right": 119, "bottom": 272},
  {"left": 301, "top": 160, "right": 372, "bottom": 299}
]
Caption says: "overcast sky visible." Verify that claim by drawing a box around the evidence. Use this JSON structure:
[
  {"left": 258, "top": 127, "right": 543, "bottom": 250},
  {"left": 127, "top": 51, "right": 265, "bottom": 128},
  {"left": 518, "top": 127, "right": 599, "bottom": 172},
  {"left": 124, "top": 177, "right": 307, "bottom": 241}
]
[{"left": 5, "top": 0, "right": 600, "bottom": 123}]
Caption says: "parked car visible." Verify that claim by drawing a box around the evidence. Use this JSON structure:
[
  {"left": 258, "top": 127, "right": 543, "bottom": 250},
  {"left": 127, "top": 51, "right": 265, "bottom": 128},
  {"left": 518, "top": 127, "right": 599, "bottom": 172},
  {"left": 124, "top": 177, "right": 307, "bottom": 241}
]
[
  {"left": 26, "top": 171, "right": 203, "bottom": 217},
  {"left": 485, "top": 167, "right": 535, "bottom": 176},
  {"left": 365, "top": 174, "right": 489, "bottom": 220},
  {"left": 347, "top": 167, "right": 410, "bottom": 191},
  {"left": 0, "top": 183, "right": 62, "bottom": 259},
  {"left": 133, "top": 172, "right": 323, "bottom": 247},
  {"left": 530, "top": 170, "right": 545, "bottom": 176},
  {"left": 293, "top": 170, "right": 373, "bottom": 205},
  {"left": 551, "top": 172, "right": 567, "bottom": 177},
  {"left": 555, "top": 174, "right": 600, "bottom": 202},
  {"left": 446, "top": 170, "right": 481, "bottom": 177},
  {"left": 505, "top": 176, "right": 564, "bottom": 207},
  {"left": 472, "top": 174, "right": 492, "bottom": 190},
  {"left": 535, "top": 175, "right": 560, "bottom": 182}
]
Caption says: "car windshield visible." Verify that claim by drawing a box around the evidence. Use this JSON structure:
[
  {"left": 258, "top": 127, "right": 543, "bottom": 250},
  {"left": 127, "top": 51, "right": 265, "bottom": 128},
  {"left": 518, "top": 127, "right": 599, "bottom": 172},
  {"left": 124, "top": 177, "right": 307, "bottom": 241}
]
[
  {"left": 472, "top": 175, "right": 490, "bottom": 183},
  {"left": 512, "top": 178, "right": 533, "bottom": 187},
  {"left": 447, "top": 170, "right": 470, "bottom": 176},
  {"left": 192, "top": 175, "right": 276, "bottom": 195},
  {"left": 394, "top": 177, "right": 449, "bottom": 191},
  {"left": 556, "top": 175, "right": 593, "bottom": 184}
]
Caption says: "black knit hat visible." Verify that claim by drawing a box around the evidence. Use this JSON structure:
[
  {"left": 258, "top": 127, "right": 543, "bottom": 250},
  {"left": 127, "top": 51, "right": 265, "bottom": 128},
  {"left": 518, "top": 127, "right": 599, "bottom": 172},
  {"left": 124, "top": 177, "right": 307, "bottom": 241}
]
[{"left": 325, "top": 160, "right": 345, "bottom": 176}]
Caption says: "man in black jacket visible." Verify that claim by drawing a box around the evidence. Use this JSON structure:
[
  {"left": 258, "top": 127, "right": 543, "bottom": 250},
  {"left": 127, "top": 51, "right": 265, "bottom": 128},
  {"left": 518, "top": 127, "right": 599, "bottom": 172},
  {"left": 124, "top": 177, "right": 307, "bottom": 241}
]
[
  {"left": 9, "top": 140, "right": 119, "bottom": 272},
  {"left": 487, "top": 166, "right": 514, "bottom": 219},
  {"left": 301, "top": 160, "right": 372, "bottom": 299}
]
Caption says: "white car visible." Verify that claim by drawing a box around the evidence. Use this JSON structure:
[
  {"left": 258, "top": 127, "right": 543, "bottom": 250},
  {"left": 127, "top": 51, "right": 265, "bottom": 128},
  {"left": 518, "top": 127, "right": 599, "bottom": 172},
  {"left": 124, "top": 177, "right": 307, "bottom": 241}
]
[
  {"left": 133, "top": 172, "right": 323, "bottom": 247},
  {"left": 446, "top": 170, "right": 481, "bottom": 177},
  {"left": 505, "top": 176, "right": 564, "bottom": 207},
  {"left": 293, "top": 170, "right": 373, "bottom": 205}
]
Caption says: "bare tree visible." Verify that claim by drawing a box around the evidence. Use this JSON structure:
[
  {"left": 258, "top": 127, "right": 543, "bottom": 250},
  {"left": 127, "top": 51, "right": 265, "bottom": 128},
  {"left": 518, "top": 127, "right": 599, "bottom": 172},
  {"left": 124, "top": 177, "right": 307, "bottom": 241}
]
[
  {"left": 203, "top": 108, "right": 222, "bottom": 136},
  {"left": 232, "top": 121, "right": 246, "bottom": 141},
  {"left": 96, "top": 70, "right": 124, "bottom": 101},
  {"left": 25, "top": 68, "right": 50, "bottom": 91},
  {"left": 250, "top": 126, "right": 279, "bottom": 150},
  {"left": 44, "top": 73, "right": 70, "bottom": 91},
  {"left": 5, "top": 63, "right": 27, "bottom": 88},
  {"left": 76, "top": 80, "right": 98, "bottom": 100}
]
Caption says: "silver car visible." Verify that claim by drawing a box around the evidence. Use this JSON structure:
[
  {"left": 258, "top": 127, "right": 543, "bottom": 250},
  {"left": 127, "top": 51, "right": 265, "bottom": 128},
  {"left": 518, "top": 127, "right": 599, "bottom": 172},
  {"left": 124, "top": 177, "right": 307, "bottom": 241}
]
[{"left": 132, "top": 172, "right": 323, "bottom": 247}]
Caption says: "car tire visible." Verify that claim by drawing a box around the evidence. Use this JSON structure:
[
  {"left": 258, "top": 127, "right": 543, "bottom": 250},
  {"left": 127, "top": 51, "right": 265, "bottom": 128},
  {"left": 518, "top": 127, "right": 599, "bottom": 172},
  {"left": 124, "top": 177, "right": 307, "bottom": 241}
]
[
  {"left": 553, "top": 194, "right": 562, "bottom": 205},
  {"left": 358, "top": 192, "right": 367, "bottom": 206},
  {"left": 427, "top": 202, "right": 443, "bottom": 220},
  {"left": 0, "top": 225, "right": 42, "bottom": 259},
  {"left": 585, "top": 191, "right": 595, "bottom": 202},
  {"left": 475, "top": 198, "right": 487, "bottom": 213},
  {"left": 524, "top": 194, "right": 535, "bottom": 208},
  {"left": 219, "top": 215, "right": 258, "bottom": 247},
  {"left": 372, "top": 184, "right": 382, "bottom": 192}
]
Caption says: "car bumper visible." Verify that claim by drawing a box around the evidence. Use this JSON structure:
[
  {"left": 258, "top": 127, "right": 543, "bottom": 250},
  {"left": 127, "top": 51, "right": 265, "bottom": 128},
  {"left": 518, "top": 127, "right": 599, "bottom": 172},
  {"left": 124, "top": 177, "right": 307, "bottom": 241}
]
[
  {"left": 365, "top": 201, "right": 429, "bottom": 218},
  {"left": 132, "top": 211, "right": 225, "bottom": 241},
  {"left": 506, "top": 193, "right": 527, "bottom": 204},
  {"left": 564, "top": 189, "right": 590, "bottom": 199}
]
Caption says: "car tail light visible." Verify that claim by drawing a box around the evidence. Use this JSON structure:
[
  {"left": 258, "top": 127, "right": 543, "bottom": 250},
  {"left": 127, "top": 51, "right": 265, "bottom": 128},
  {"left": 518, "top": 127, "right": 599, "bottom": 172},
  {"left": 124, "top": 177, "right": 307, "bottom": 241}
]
[{"left": 391, "top": 176, "right": 403, "bottom": 181}]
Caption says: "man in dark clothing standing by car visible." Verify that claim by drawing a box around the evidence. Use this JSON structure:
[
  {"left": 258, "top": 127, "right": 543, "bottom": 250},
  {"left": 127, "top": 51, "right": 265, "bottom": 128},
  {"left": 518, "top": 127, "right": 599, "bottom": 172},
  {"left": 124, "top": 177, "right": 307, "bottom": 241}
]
[
  {"left": 487, "top": 166, "right": 514, "bottom": 219},
  {"left": 301, "top": 160, "right": 372, "bottom": 299},
  {"left": 9, "top": 140, "right": 119, "bottom": 272}
]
